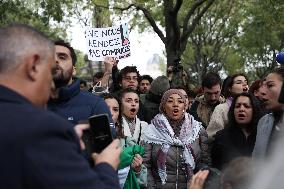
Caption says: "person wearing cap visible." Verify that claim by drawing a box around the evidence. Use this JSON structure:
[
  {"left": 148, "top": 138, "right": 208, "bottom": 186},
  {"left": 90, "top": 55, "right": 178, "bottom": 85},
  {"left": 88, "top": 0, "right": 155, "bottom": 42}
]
[
  {"left": 142, "top": 89, "right": 211, "bottom": 189},
  {"left": 140, "top": 75, "right": 171, "bottom": 124}
]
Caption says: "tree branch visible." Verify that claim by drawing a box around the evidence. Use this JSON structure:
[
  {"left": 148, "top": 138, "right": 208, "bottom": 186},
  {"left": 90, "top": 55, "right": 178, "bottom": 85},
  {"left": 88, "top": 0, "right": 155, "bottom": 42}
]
[
  {"left": 173, "top": 0, "right": 183, "bottom": 14},
  {"left": 95, "top": 3, "right": 166, "bottom": 43},
  {"left": 182, "top": 0, "right": 207, "bottom": 36},
  {"left": 180, "top": 0, "right": 215, "bottom": 52},
  {"left": 164, "top": 0, "right": 182, "bottom": 51},
  {"left": 135, "top": 5, "right": 166, "bottom": 43},
  {"left": 72, "top": 3, "right": 90, "bottom": 26}
]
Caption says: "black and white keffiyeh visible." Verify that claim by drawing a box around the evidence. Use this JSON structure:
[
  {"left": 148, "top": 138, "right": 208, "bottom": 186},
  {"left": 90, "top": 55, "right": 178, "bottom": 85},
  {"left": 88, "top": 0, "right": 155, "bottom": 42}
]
[{"left": 142, "top": 113, "right": 203, "bottom": 184}]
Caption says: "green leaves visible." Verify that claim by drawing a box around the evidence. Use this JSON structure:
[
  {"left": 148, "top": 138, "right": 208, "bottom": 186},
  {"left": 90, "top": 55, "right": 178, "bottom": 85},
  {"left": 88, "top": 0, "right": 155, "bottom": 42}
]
[
  {"left": 3, "top": 0, "right": 283, "bottom": 83},
  {"left": 237, "top": 0, "right": 284, "bottom": 79},
  {"left": 0, "top": 0, "right": 68, "bottom": 39}
]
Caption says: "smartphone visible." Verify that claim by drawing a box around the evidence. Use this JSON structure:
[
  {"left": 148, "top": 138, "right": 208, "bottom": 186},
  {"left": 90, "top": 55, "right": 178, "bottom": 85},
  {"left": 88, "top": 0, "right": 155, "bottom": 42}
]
[{"left": 83, "top": 114, "right": 113, "bottom": 154}]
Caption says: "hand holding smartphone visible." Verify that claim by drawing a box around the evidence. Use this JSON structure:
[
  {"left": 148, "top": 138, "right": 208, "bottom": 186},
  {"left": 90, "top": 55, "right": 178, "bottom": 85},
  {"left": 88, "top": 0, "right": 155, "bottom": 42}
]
[
  {"left": 82, "top": 114, "right": 113, "bottom": 154},
  {"left": 92, "top": 139, "right": 121, "bottom": 170}
]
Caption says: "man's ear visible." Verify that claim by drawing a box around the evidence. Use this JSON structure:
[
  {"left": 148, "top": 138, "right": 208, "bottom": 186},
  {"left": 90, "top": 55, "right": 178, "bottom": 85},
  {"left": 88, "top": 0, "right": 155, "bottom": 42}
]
[
  {"left": 72, "top": 66, "right": 76, "bottom": 76},
  {"left": 25, "top": 54, "right": 41, "bottom": 81}
]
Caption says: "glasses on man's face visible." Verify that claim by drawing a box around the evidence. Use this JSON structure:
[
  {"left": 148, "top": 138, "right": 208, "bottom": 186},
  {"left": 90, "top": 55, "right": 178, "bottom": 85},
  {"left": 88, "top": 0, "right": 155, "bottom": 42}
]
[{"left": 122, "top": 76, "right": 138, "bottom": 82}]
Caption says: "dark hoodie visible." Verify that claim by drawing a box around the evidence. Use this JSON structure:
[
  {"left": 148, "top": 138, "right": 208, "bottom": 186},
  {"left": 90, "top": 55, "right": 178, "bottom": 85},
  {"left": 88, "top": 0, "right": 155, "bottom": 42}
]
[{"left": 48, "top": 79, "right": 116, "bottom": 136}]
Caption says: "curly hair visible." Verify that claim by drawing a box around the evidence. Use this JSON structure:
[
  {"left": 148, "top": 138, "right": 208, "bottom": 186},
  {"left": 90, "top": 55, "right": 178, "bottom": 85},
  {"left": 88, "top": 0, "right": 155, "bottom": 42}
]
[
  {"left": 249, "top": 79, "right": 263, "bottom": 94},
  {"left": 117, "top": 66, "right": 140, "bottom": 84}
]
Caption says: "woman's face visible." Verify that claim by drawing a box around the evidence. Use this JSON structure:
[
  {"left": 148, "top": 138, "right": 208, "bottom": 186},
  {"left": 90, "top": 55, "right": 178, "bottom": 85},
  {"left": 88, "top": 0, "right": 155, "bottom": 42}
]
[
  {"left": 234, "top": 96, "right": 253, "bottom": 125},
  {"left": 164, "top": 93, "right": 185, "bottom": 121},
  {"left": 230, "top": 75, "right": 249, "bottom": 94},
  {"left": 121, "top": 92, "right": 139, "bottom": 119},
  {"left": 262, "top": 73, "right": 283, "bottom": 110},
  {"left": 105, "top": 98, "right": 119, "bottom": 124}
]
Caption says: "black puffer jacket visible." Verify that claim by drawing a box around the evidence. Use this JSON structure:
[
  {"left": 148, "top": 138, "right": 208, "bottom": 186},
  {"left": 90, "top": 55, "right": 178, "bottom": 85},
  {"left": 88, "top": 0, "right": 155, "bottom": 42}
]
[{"left": 211, "top": 126, "right": 256, "bottom": 170}]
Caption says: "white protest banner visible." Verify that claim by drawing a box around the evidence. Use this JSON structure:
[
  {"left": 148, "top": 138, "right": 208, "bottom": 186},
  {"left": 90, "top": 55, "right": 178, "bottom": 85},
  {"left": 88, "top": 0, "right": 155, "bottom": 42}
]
[{"left": 85, "top": 23, "right": 131, "bottom": 61}]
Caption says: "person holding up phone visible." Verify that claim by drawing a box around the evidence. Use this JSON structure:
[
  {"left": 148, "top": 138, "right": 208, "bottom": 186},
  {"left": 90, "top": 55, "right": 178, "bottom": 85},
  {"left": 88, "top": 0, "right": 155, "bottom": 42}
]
[{"left": 0, "top": 24, "right": 121, "bottom": 189}]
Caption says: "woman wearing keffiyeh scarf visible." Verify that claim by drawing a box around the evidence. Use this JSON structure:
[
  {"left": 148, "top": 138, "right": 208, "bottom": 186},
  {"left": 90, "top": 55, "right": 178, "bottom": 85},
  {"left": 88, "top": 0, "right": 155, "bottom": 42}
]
[{"left": 141, "top": 89, "right": 211, "bottom": 189}]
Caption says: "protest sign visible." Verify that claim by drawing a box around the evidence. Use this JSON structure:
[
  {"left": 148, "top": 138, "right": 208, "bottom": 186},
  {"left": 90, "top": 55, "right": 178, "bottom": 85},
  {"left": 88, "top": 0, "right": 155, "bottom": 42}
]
[{"left": 85, "top": 23, "right": 131, "bottom": 61}]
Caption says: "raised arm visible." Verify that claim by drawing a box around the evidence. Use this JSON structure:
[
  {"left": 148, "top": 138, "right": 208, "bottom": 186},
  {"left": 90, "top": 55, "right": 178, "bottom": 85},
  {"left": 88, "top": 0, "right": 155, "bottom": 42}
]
[{"left": 100, "top": 57, "right": 116, "bottom": 88}]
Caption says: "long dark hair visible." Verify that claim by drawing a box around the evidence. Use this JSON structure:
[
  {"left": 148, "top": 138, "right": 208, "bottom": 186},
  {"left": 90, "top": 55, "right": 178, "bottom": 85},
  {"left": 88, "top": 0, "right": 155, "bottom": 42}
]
[
  {"left": 228, "top": 92, "right": 261, "bottom": 134},
  {"left": 100, "top": 93, "right": 124, "bottom": 139},
  {"left": 222, "top": 73, "right": 248, "bottom": 99}
]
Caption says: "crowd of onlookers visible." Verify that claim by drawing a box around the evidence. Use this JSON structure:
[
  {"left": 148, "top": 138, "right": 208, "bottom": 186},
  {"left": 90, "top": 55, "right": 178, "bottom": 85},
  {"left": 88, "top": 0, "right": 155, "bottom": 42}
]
[{"left": 1, "top": 23, "right": 284, "bottom": 189}]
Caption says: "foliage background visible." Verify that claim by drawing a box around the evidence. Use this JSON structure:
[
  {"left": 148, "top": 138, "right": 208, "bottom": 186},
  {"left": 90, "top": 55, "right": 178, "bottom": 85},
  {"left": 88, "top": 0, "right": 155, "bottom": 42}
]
[{"left": 2, "top": 0, "right": 283, "bottom": 87}]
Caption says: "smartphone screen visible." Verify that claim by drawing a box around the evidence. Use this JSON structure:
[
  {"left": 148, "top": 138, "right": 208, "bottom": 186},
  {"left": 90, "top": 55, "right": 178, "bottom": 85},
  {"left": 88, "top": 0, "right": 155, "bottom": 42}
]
[{"left": 88, "top": 114, "right": 113, "bottom": 153}]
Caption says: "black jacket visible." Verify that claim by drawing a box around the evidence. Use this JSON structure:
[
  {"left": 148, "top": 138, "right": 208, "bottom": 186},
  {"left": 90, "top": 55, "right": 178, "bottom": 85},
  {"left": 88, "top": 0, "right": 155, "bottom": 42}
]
[
  {"left": 140, "top": 92, "right": 161, "bottom": 124},
  {"left": 211, "top": 126, "right": 256, "bottom": 170},
  {"left": 0, "top": 85, "right": 120, "bottom": 189},
  {"left": 48, "top": 79, "right": 113, "bottom": 125}
]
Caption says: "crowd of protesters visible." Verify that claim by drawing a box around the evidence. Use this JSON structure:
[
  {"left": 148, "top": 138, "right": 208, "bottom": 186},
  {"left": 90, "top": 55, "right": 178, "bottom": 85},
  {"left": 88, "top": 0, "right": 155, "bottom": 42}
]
[{"left": 0, "top": 23, "right": 284, "bottom": 189}]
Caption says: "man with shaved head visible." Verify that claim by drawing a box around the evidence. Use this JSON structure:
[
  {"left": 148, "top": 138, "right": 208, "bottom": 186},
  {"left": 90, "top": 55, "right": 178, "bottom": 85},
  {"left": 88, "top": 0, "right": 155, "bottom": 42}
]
[{"left": 0, "top": 24, "right": 121, "bottom": 189}]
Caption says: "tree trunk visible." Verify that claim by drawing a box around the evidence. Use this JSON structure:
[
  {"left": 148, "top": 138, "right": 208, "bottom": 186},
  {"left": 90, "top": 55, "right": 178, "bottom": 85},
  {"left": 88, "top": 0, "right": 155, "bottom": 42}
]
[{"left": 166, "top": 46, "right": 181, "bottom": 67}]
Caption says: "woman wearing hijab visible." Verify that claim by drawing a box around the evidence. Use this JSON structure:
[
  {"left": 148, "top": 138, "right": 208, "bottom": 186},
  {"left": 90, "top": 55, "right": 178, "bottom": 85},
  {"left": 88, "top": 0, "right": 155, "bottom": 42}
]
[{"left": 142, "top": 89, "right": 211, "bottom": 189}]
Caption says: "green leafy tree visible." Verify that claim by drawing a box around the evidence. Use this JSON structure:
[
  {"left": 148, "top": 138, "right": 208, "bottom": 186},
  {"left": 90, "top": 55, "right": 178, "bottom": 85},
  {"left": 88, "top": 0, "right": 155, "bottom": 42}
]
[
  {"left": 102, "top": 0, "right": 216, "bottom": 67},
  {"left": 70, "top": 0, "right": 113, "bottom": 79},
  {"left": 181, "top": 0, "right": 245, "bottom": 85},
  {"left": 0, "top": 0, "right": 69, "bottom": 39},
  {"left": 70, "top": 0, "right": 111, "bottom": 27},
  {"left": 238, "top": 0, "right": 284, "bottom": 80}
]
